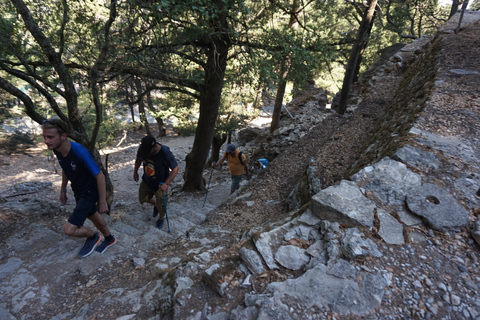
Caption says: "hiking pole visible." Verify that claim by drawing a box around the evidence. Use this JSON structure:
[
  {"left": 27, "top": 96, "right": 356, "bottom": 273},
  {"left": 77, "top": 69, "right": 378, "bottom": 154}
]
[
  {"left": 203, "top": 163, "right": 215, "bottom": 207},
  {"left": 160, "top": 183, "right": 171, "bottom": 233}
]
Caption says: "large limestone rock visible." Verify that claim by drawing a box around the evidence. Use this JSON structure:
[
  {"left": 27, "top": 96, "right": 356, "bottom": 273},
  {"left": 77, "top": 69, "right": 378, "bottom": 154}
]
[
  {"left": 311, "top": 180, "right": 376, "bottom": 229},
  {"left": 351, "top": 157, "right": 422, "bottom": 206},
  {"left": 406, "top": 183, "right": 469, "bottom": 232},
  {"left": 261, "top": 263, "right": 387, "bottom": 316}
]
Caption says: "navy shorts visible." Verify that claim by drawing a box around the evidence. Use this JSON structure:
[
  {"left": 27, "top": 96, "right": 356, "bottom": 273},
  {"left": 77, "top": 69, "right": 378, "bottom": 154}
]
[{"left": 68, "top": 189, "right": 99, "bottom": 227}]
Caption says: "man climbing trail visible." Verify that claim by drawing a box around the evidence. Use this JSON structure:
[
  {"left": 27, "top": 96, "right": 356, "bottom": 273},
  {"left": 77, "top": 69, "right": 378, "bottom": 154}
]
[
  {"left": 212, "top": 143, "right": 250, "bottom": 195},
  {"left": 42, "top": 118, "right": 116, "bottom": 258},
  {"left": 133, "top": 135, "right": 179, "bottom": 230}
]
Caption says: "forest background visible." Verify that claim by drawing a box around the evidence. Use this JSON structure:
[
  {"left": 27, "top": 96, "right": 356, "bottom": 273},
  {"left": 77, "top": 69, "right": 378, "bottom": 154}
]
[{"left": 0, "top": 0, "right": 479, "bottom": 205}]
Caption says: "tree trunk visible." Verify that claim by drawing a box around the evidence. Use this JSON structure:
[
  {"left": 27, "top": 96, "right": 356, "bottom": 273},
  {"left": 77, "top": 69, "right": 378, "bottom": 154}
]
[
  {"left": 270, "top": 0, "right": 299, "bottom": 133},
  {"left": 353, "top": 13, "right": 376, "bottom": 83},
  {"left": 253, "top": 81, "right": 264, "bottom": 109},
  {"left": 270, "top": 76, "right": 288, "bottom": 133},
  {"left": 135, "top": 77, "right": 151, "bottom": 136},
  {"left": 125, "top": 83, "right": 136, "bottom": 123},
  {"left": 336, "top": 0, "right": 378, "bottom": 115},
  {"left": 450, "top": 0, "right": 461, "bottom": 18},
  {"left": 182, "top": 34, "right": 229, "bottom": 191},
  {"left": 146, "top": 90, "right": 166, "bottom": 137},
  {"left": 207, "top": 134, "right": 227, "bottom": 167},
  {"left": 455, "top": 0, "right": 470, "bottom": 33}
]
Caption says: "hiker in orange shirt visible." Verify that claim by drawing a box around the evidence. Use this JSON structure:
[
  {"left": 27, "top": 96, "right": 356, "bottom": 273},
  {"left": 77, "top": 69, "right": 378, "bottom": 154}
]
[{"left": 212, "top": 143, "right": 250, "bottom": 195}]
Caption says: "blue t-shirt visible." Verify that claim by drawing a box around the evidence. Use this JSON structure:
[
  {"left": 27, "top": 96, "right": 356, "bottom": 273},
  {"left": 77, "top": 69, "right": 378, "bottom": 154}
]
[
  {"left": 54, "top": 141, "right": 100, "bottom": 197},
  {"left": 137, "top": 143, "right": 178, "bottom": 192}
]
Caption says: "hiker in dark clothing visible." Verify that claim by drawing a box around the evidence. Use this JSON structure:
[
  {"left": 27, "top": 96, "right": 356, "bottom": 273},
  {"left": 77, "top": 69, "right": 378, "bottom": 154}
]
[
  {"left": 133, "top": 136, "right": 179, "bottom": 230},
  {"left": 42, "top": 118, "right": 116, "bottom": 258},
  {"left": 212, "top": 143, "right": 250, "bottom": 195}
]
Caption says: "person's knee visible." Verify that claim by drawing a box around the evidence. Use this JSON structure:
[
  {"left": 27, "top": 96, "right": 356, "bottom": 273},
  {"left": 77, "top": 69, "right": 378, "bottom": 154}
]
[
  {"left": 139, "top": 195, "right": 145, "bottom": 204},
  {"left": 63, "top": 223, "right": 77, "bottom": 236}
]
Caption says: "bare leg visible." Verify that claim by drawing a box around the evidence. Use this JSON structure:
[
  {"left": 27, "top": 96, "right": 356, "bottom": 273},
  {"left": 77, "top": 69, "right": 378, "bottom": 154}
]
[
  {"left": 88, "top": 212, "right": 111, "bottom": 237},
  {"left": 63, "top": 222, "right": 95, "bottom": 238},
  {"left": 146, "top": 196, "right": 157, "bottom": 209}
]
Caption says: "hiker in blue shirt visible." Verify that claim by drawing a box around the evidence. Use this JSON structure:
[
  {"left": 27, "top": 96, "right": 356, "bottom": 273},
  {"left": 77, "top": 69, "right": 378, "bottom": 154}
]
[
  {"left": 42, "top": 118, "right": 116, "bottom": 258},
  {"left": 133, "top": 135, "right": 179, "bottom": 230}
]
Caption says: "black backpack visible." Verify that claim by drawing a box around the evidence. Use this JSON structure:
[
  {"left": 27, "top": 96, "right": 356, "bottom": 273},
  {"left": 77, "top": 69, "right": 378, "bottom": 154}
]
[{"left": 238, "top": 151, "right": 244, "bottom": 165}]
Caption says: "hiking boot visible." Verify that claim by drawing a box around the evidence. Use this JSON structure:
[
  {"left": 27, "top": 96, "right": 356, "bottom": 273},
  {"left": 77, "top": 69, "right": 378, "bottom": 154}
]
[
  {"left": 78, "top": 232, "right": 100, "bottom": 258},
  {"left": 153, "top": 206, "right": 158, "bottom": 218},
  {"left": 95, "top": 235, "right": 117, "bottom": 254},
  {"left": 156, "top": 219, "right": 164, "bottom": 230}
]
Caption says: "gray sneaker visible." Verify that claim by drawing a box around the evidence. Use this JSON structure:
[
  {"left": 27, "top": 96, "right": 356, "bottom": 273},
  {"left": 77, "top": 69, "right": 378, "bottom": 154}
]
[{"left": 78, "top": 233, "right": 100, "bottom": 258}]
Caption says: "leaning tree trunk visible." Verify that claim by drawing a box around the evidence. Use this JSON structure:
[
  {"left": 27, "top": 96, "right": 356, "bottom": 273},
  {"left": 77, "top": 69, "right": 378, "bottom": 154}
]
[
  {"left": 182, "top": 35, "right": 229, "bottom": 191},
  {"left": 271, "top": 76, "right": 288, "bottom": 133},
  {"left": 455, "top": 0, "right": 470, "bottom": 34},
  {"left": 207, "top": 134, "right": 227, "bottom": 167},
  {"left": 450, "top": 0, "right": 461, "bottom": 18},
  {"left": 353, "top": 13, "right": 376, "bottom": 83},
  {"left": 270, "top": 0, "right": 299, "bottom": 134},
  {"left": 337, "top": 0, "right": 378, "bottom": 115}
]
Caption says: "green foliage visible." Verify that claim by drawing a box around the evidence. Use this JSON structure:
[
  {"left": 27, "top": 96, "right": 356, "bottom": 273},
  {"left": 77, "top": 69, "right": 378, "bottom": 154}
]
[
  {"left": 175, "top": 122, "right": 197, "bottom": 137},
  {"left": 0, "top": 0, "right": 456, "bottom": 150},
  {"left": 379, "top": 0, "right": 448, "bottom": 38},
  {"left": 81, "top": 110, "right": 127, "bottom": 149},
  {"left": 471, "top": 0, "right": 480, "bottom": 10}
]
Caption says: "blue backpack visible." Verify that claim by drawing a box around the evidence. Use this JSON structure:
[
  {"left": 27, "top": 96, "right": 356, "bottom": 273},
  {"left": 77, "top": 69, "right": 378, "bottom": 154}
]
[{"left": 258, "top": 158, "right": 269, "bottom": 167}]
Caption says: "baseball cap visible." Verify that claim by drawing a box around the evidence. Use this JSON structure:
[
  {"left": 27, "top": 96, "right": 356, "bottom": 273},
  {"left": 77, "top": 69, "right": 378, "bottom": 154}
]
[
  {"left": 225, "top": 143, "right": 236, "bottom": 153},
  {"left": 141, "top": 135, "right": 156, "bottom": 154}
]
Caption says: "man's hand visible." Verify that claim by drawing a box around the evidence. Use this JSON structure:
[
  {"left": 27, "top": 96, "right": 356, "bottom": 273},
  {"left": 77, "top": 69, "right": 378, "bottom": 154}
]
[
  {"left": 160, "top": 183, "right": 169, "bottom": 191},
  {"left": 133, "top": 171, "right": 139, "bottom": 182},
  {"left": 60, "top": 190, "right": 68, "bottom": 204},
  {"left": 98, "top": 200, "right": 109, "bottom": 214}
]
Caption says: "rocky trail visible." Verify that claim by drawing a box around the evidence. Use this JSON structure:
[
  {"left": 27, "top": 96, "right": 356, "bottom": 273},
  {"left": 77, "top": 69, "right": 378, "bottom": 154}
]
[{"left": 1, "top": 11, "right": 480, "bottom": 320}]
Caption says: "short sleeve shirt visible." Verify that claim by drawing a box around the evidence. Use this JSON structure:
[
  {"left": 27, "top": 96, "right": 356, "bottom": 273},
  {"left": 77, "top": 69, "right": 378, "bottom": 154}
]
[
  {"left": 225, "top": 150, "right": 246, "bottom": 175},
  {"left": 54, "top": 141, "right": 100, "bottom": 197},
  {"left": 137, "top": 144, "right": 178, "bottom": 192}
]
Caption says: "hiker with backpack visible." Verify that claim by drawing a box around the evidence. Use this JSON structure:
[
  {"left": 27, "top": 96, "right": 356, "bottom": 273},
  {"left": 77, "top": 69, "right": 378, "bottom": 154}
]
[
  {"left": 212, "top": 143, "right": 250, "bottom": 195},
  {"left": 133, "top": 136, "right": 179, "bottom": 230}
]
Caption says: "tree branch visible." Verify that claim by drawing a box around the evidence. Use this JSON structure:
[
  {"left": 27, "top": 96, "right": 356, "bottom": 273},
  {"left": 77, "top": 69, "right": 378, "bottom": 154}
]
[
  {"left": 10, "top": 0, "right": 81, "bottom": 127},
  {"left": 89, "top": 0, "right": 118, "bottom": 149}
]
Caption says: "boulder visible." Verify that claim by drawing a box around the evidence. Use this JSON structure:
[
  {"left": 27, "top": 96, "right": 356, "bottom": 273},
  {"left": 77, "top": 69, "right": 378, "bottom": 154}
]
[
  {"left": 406, "top": 183, "right": 469, "bottom": 232},
  {"left": 311, "top": 180, "right": 376, "bottom": 229}
]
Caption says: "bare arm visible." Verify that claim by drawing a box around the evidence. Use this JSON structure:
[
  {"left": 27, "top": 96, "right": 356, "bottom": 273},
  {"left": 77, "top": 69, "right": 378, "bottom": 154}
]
[
  {"left": 133, "top": 157, "right": 142, "bottom": 182},
  {"left": 160, "top": 166, "right": 179, "bottom": 191},
  {"left": 213, "top": 154, "right": 227, "bottom": 167},
  {"left": 59, "top": 170, "right": 68, "bottom": 204},
  {"left": 95, "top": 171, "right": 108, "bottom": 213},
  {"left": 243, "top": 160, "right": 250, "bottom": 176}
]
